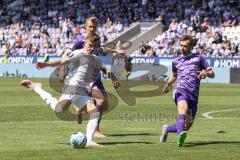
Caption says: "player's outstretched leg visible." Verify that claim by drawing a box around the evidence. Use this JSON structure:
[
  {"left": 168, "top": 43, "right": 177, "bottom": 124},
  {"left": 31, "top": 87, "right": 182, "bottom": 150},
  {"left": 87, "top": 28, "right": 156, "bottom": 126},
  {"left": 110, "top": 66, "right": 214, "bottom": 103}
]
[
  {"left": 160, "top": 124, "right": 177, "bottom": 143},
  {"left": 20, "top": 80, "right": 63, "bottom": 113}
]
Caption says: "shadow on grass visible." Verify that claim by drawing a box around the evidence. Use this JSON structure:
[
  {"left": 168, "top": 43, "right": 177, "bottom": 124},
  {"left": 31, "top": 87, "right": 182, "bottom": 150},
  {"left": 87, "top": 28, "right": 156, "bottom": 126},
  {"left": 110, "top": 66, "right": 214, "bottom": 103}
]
[
  {"left": 56, "top": 141, "right": 153, "bottom": 146},
  {"left": 184, "top": 141, "right": 240, "bottom": 147},
  {"left": 56, "top": 142, "right": 71, "bottom": 146},
  {"left": 99, "top": 141, "right": 154, "bottom": 145},
  {"left": 106, "top": 133, "right": 158, "bottom": 137}
]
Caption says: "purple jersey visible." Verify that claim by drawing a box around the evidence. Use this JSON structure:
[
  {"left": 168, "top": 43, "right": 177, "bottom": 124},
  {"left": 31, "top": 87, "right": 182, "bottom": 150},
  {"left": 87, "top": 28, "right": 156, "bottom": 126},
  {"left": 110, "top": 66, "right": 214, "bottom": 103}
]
[
  {"left": 72, "top": 34, "right": 86, "bottom": 51},
  {"left": 172, "top": 53, "right": 210, "bottom": 102}
]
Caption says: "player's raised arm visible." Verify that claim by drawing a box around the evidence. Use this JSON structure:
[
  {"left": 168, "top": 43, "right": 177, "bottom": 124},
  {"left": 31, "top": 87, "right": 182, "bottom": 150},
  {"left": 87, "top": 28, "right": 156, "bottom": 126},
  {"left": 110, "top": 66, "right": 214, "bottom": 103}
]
[
  {"left": 102, "top": 67, "right": 120, "bottom": 89},
  {"left": 35, "top": 60, "right": 62, "bottom": 69},
  {"left": 196, "top": 54, "right": 215, "bottom": 79},
  {"left": 35, "top": 52, "right": 76, "bottom": 70}
]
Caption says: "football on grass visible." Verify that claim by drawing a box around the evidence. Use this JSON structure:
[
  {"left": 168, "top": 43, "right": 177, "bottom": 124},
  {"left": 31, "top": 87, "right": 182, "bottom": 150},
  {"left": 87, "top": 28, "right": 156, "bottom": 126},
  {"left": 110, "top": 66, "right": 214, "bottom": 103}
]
[{"left": 69, "top": 132, "right": 87, "bottom": 149}]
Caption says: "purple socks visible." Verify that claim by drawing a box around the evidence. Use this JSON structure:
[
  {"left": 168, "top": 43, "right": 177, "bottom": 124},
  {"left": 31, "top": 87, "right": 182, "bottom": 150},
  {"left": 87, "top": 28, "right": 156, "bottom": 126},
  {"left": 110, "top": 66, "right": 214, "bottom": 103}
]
[
  {"left": 176, "top": 114, "right": 186, "bottom": 134},
  {"left": 166, "top": 124, "right": 177, "bottom": 132}
]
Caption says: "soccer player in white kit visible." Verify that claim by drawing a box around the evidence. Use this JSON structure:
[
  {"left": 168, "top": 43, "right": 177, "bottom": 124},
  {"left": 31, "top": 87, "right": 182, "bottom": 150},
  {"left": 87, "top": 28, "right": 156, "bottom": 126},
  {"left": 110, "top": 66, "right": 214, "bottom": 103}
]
[{"left": 20, "top": 33, "right": 113, "bottom": 147}]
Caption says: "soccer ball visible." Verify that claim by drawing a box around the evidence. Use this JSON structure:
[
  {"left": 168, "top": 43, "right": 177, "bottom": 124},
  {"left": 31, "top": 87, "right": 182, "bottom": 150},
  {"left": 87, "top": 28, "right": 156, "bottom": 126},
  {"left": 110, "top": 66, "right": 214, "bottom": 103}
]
[{"left": 69, "top": 132, "right": 87, "bottom": 149}]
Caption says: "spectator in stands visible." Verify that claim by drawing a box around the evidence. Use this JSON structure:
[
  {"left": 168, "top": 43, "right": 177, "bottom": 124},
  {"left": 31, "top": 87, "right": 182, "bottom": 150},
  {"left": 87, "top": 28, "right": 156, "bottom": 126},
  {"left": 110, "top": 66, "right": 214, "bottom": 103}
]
[
  {"left": 212, "top": 32, "right": 222, "bottom": 44},
  {"left": 168, "top": 19, "right": 178, "bottom": 32},
  {"left": 201, "top": 17, "right": 211, "bottom": 32},
  {"left": 156, "top": 14, "right": 167, "bottom": 26},
  {"left": 0, "top": 0, "right": 239, "bottom": 57},
  {"left": 115, "top": 21, "right": 123, "bottom": 32},
  {"left": 145, "top": 46, "right": 155, "bottom": 57}
]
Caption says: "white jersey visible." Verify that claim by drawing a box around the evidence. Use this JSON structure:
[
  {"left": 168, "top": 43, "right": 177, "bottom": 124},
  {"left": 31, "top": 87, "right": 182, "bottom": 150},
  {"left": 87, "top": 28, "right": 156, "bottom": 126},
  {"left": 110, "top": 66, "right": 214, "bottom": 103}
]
[{"left": 62, "top": 49, "right": 104, "bottom": 95}]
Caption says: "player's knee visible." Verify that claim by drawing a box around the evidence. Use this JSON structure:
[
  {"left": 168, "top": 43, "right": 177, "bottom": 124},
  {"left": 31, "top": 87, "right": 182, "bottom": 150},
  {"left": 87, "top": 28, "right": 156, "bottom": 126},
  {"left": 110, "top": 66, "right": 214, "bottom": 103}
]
[
  {"left": 97, "top": 98, "right": 105, "bottom": 105},
  {"left": 96, "top": 95, "right": 108, "bottom": 105},
  {"left": 177, "top": 102, "right": 188, "bottom": 114},
  {"left": 95, "top": 99, "right": 108, "bottom": 112}
]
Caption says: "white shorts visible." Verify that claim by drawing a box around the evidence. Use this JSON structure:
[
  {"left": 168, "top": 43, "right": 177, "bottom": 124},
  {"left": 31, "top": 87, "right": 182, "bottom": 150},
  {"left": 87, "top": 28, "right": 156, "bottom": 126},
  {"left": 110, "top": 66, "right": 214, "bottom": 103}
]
[{"left": 59, "top": 94, "right": 93, "bottom": 111}]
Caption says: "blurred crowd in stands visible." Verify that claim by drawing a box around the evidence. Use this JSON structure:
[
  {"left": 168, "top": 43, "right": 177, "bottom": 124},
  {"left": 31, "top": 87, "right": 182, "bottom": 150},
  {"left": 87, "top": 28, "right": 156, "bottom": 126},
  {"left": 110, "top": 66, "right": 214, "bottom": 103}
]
[
  {"left": 132, "top": 0, "right": 240, "bottom": 58},
  {"left": 0, "top": 0, "right": 130, "bottom": 56},
  {"left": 0, "top": 0, "right": 239, "bottom": 58}
]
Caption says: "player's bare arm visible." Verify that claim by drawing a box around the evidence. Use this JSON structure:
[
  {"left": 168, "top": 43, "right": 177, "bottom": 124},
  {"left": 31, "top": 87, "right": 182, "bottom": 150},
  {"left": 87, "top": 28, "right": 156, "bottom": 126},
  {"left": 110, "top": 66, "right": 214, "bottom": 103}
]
[
  {"left": 36, "top": 58, "right": 69, "bottom": 69},
  {"left": 196, "top": 68, "right": 215, "bottom": 79},
  {"left": 162, "top": 72, "right": 177, "bottom": 94},
  {"left": 101, "top": 67, "right": 120, "bottom": 89}
]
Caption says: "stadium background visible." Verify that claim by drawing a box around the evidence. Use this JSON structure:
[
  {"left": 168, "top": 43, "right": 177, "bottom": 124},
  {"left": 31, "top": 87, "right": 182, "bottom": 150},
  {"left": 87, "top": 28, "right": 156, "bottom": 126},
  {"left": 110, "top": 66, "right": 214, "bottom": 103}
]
[{"left": 0, "top": 0, "right": 240, "bottom": 83}]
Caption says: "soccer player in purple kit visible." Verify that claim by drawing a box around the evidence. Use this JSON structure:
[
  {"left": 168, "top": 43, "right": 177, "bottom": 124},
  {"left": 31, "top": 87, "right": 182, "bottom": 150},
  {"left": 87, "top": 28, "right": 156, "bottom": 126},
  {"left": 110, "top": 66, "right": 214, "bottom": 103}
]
[
  {"left": 160, "top": 35, "right": 215, "bottom": 147},
  {"left": 59, "top": 16, "right": 125, "bottom": 137}
]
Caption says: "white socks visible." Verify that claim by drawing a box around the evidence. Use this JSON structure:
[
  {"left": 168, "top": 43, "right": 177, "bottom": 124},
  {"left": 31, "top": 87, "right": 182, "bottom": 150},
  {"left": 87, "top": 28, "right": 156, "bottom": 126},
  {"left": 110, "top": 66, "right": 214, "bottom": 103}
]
[
  {"left": 86, "top": 111, "right": 100, "bottom": 144},
  {"left": 34, "top": 86, "right": 63, "bottom": 113}
]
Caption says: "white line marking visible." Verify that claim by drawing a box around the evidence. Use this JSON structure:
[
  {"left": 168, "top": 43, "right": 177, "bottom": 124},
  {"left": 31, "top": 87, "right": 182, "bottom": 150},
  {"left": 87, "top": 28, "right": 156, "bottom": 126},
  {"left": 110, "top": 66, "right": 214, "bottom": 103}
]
[{"left": 201, "top": 109, "right": 239, "bottom": 119}]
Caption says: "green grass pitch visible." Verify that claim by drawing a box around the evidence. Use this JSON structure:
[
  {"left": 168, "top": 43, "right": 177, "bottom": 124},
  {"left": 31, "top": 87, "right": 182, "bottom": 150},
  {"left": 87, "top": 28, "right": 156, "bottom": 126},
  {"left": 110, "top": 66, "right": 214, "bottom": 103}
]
[{"left": 0, "top": 78, "right": 239, "bottom": 160}]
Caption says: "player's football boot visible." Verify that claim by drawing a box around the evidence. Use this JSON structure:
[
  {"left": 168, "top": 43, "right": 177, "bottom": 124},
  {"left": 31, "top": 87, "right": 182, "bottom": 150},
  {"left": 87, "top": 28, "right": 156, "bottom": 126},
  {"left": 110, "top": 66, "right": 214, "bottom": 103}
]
[
  {"left": 94, "top": 129, "right": 107, "bottom": 138},
  {"left": 76, "top": 111, "right": 83, "bottom": 124},
  {"left": 177, "top": 131, "right": 187, "bottom": 147},
  {"left": 86, "top": 141, "right": 104, "bottom": 148},
  {"left": 160, "top": 124, "right": 168, "bottom": 143}
]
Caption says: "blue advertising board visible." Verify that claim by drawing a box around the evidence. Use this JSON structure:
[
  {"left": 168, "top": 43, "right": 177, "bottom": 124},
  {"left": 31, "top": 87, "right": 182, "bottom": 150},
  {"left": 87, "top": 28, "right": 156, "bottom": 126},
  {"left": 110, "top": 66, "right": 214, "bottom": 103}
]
[
  {"left": 0, "top": 56, "right": 37, "bottom": 64},
  {"left": 1, "top": 55, "right": 240, "bottom": 68},
  {"left": 0, "top": 56, "right": 237, "bottom": 83},
  {"left": 0, "top": 64, "right": 54, "bottom": 78}
]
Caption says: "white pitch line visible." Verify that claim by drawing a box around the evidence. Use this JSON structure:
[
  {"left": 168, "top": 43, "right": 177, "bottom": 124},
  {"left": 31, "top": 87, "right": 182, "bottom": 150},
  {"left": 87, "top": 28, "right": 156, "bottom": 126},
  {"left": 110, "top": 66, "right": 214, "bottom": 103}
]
[
  {"left": 201, "top": 109, "right": 239, "bottom": 119},
  {"left": 198, "top": 117, "right": 240, "bottom": 120}
]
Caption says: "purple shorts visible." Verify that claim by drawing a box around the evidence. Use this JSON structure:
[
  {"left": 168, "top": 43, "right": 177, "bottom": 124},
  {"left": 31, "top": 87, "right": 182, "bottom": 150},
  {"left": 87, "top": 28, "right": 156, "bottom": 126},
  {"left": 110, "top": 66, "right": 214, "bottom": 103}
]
[
  {"left": 173, "top": 89, "right": 198, "bottom": 119},
  {"left": 88, "top": 78, "right": 107, "bottom": 111},
  {"left": 88, "top": 78, "right": 107, "bottom": 98}
]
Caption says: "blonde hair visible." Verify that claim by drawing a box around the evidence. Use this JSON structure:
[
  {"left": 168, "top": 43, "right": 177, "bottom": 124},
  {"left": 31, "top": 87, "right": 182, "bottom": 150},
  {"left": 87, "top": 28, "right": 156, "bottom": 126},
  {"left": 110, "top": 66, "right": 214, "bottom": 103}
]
[{"left": 86, "top": 33, "right": 100, "bottom": 44}]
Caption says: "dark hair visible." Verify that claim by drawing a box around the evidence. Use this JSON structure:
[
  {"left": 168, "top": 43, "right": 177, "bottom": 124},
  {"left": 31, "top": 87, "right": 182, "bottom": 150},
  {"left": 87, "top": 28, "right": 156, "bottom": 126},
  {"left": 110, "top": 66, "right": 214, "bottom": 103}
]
[
  {"left": 179, "top": 35, "right": 193, "bottom": 45},
  {"left": 179, "top": 35, "right": 194, "bottom": 46}
]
